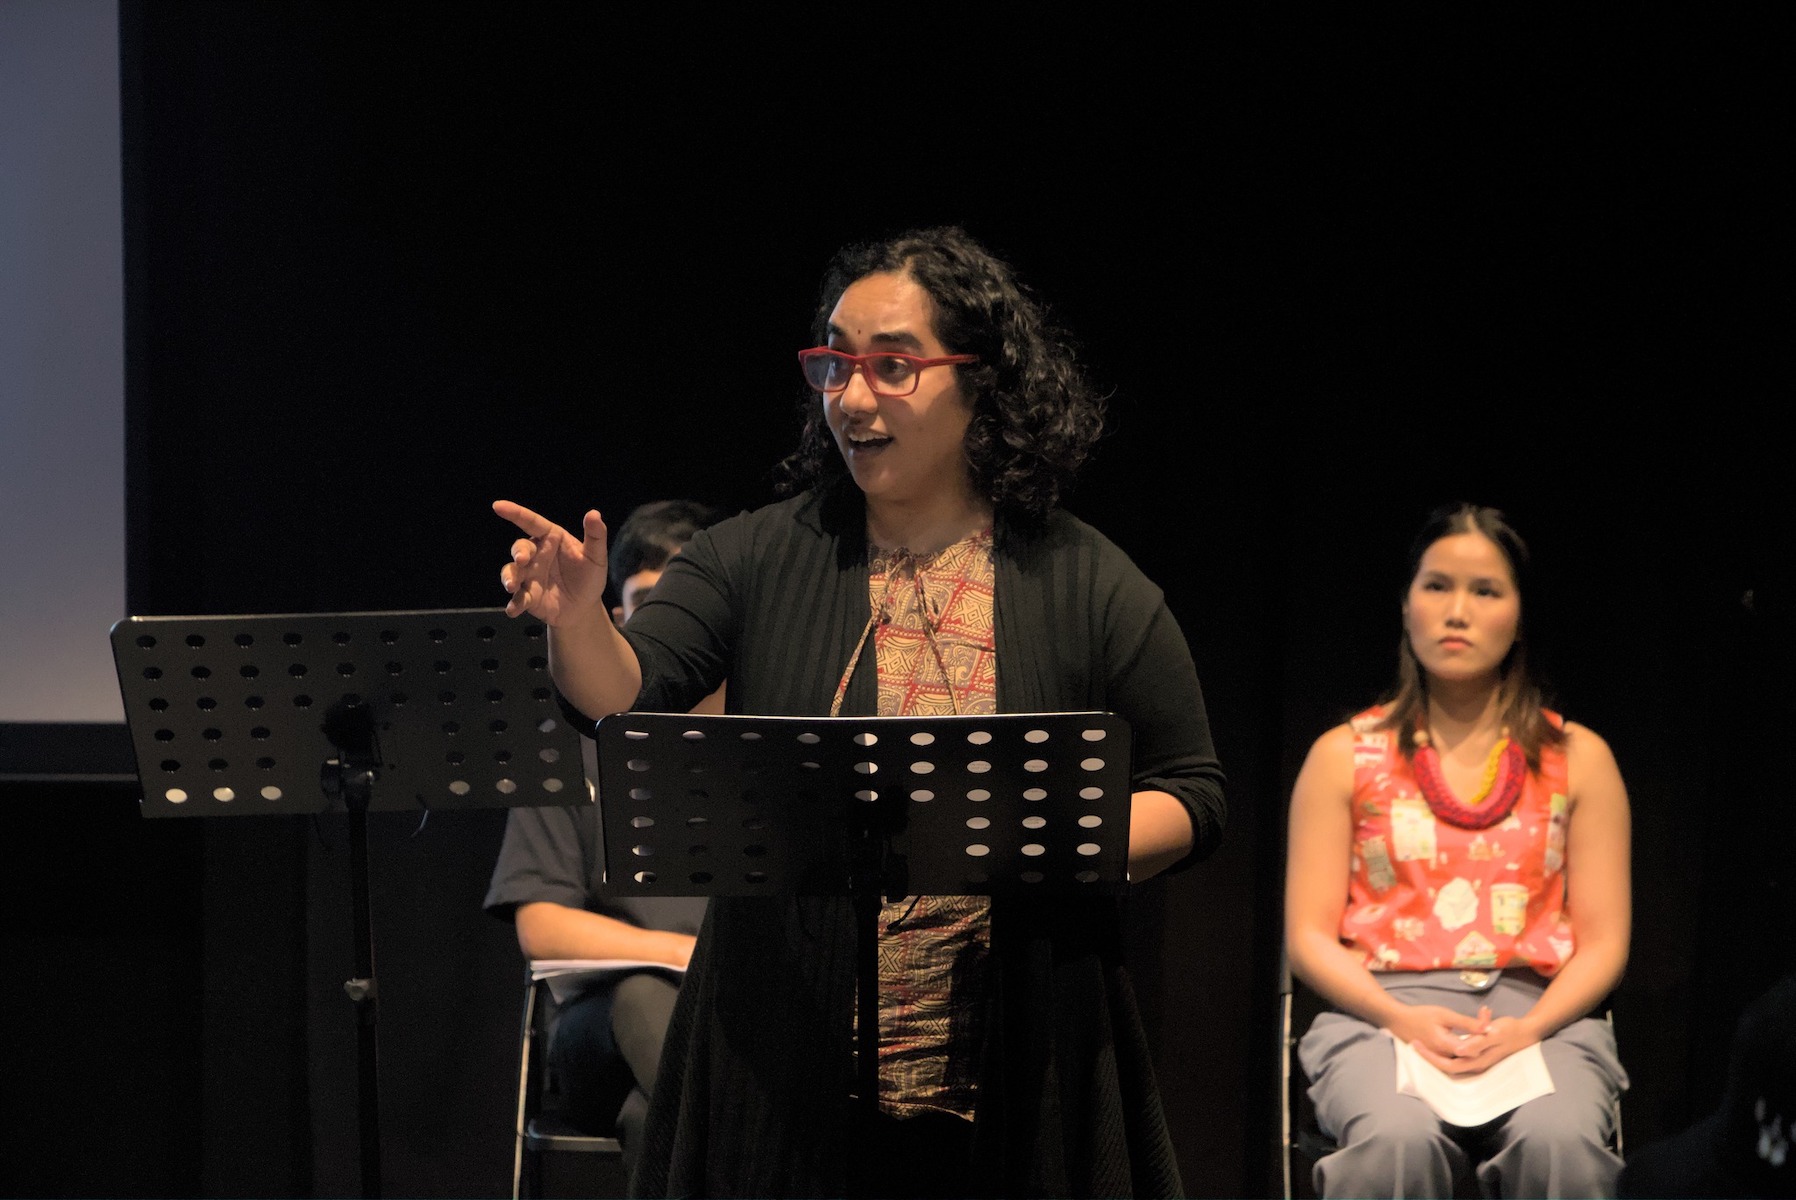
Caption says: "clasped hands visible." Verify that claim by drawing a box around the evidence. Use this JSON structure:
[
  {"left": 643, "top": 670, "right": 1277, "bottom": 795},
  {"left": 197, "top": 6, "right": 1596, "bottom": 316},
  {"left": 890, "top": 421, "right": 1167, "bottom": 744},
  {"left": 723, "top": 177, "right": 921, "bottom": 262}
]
[{"left": 1392, "top": 1003, "right": 1538, "bottom": 1077}]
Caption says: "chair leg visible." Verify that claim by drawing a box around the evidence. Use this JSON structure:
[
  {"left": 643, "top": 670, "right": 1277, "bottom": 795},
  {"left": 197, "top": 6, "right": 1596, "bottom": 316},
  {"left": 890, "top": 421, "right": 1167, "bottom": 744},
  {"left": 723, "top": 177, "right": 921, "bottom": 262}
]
[
  {"left": 1605, "top": 1009, "right": 1624, "bottom": 1160},
  {"left": 1280, "top": 987, "right": 1295, "bottom": 1200},
  {"left": 514, "top": 974, "right": 539, "bottom": 1200}
]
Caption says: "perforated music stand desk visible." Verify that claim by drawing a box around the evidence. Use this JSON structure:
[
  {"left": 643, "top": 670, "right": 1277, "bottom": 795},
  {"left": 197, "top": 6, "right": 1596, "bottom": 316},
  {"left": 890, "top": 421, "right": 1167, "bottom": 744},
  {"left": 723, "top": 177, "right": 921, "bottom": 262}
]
[
  {"left": 111, "top": 607, "right": 588, "bottom": 1199},
  {"left": 593, "top": 710, "right": 1133, "bottom": 1124}
]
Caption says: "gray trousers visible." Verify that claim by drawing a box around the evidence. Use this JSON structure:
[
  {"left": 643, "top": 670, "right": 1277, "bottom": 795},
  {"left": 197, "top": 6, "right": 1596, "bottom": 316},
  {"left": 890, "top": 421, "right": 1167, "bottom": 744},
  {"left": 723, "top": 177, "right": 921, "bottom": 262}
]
[{"left": 1298, "top": 971, "right": 1627, "bottom": 1199}]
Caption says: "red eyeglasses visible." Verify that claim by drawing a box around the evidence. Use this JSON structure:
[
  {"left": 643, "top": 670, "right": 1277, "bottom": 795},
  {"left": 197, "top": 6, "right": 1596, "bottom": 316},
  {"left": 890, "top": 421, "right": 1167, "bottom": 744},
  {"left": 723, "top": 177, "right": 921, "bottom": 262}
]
[{"left": 797, "top": 347, "right": 978, "bottom": 398}]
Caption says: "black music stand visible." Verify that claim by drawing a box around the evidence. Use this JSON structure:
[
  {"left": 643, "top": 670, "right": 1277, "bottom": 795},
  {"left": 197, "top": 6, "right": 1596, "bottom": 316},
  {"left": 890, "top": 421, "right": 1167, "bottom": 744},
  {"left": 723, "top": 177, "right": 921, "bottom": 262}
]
[
  {"left": 592, "top": 710, "right": 1133, "bottom": 1127},
  {"left": 111, "top": 607, "right": 588, "bottom": 1199}
]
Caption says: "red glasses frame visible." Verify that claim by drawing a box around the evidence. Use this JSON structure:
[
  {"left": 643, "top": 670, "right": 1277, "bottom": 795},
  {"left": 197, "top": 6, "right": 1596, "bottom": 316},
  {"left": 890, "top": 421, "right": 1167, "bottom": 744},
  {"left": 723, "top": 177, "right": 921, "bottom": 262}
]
[{"left": 797, "top": 347, "right": 978, "bottom": 398}]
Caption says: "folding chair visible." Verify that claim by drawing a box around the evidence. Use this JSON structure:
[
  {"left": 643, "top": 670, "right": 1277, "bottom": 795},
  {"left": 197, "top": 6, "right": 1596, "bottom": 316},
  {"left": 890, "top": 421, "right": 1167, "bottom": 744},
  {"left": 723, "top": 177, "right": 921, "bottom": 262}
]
[{"left": 512, "top": 970, "right": 627, "bottom": 1200}]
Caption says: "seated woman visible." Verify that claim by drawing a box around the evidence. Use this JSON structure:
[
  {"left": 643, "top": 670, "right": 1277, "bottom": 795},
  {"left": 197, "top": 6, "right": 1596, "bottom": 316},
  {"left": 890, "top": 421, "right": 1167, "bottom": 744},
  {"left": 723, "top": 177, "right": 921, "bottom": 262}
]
[{"left": 1284, "top": 503, "right": 1631, "bottom": 1199}]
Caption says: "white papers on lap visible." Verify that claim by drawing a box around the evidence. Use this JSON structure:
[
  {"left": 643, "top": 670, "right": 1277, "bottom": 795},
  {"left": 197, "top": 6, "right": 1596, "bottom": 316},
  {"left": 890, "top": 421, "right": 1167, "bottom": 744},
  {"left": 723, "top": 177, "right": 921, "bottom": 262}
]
[
  {"left": 1391, "top": 1033, "right": 1555, "bottom": 1126},
  {"left": 530, "top": 959, "right": 686, "bottom": 1006}
]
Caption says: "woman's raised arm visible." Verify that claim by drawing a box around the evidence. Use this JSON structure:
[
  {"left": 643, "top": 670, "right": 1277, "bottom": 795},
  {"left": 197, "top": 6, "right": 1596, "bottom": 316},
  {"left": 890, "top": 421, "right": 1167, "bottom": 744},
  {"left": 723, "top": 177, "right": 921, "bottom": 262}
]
[{"left": 494, "top": 500, "right": 643, "bottom": 721}]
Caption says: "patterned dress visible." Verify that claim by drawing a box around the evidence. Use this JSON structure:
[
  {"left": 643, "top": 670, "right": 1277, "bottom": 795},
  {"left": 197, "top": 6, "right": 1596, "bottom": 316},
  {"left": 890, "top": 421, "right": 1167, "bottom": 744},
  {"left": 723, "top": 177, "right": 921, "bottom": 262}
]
[{"left": 1341, "top": 706, "right": 1575, "bottom": 976}]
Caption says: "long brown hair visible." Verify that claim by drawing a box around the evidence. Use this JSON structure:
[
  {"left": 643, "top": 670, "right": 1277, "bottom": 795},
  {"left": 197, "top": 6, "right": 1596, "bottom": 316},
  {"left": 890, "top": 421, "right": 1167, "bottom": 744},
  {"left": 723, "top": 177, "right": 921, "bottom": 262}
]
[{"left": 1375, "top": 503, "right": 1565, "bottom": 768}]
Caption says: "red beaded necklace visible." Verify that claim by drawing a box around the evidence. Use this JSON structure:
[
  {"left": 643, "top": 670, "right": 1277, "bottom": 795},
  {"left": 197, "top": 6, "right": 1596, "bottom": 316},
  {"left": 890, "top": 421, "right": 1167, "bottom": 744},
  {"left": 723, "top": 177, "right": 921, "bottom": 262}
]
[{"left": 1411, "top": 727, "right": 1528, "bottom": 829}]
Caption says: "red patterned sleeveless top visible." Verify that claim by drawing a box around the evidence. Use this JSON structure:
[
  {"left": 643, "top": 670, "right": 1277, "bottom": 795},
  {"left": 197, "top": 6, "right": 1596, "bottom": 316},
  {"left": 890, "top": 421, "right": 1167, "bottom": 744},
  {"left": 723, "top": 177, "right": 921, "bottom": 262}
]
[{"left": 1340, "top": 706, "right": 1575, "bottom": 976}]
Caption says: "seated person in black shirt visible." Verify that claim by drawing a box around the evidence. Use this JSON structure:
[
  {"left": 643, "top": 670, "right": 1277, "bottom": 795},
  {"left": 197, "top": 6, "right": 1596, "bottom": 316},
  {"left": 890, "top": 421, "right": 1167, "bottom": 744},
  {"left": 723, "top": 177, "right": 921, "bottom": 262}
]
[{"left": 484, "top": 499, "right": 725, "bottom": 1168}]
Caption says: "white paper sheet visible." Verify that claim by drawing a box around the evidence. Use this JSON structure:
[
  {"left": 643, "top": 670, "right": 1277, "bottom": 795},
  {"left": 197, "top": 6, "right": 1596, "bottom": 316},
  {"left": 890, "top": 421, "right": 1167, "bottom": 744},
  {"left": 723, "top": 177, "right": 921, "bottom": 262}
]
[
  {"left": 1391, "top": 1033, "right": 1555, "bottom": 1126},
  {"left": 530, "top": 959, "right": 686, "bottom": 1006}
]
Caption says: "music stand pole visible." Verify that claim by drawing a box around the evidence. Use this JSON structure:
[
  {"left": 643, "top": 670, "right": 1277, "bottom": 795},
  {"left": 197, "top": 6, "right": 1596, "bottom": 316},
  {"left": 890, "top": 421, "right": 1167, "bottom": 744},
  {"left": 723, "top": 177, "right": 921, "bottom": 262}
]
[
  {"left": 322, "top": 699, "right": 384, "bottom": 1199},
  {"left": 848, "top": 800, "right": 886, "bottom": 1126},
  {"left": 345, "top": 795, "right": 382, "bottom": 1198}
]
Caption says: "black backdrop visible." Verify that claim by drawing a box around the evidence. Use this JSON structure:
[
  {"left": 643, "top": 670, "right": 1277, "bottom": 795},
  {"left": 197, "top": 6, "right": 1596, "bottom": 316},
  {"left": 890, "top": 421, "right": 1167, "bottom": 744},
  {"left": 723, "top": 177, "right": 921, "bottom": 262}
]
[{"left": 3, "top": 5, "right": 1788, "bottom": 1197}]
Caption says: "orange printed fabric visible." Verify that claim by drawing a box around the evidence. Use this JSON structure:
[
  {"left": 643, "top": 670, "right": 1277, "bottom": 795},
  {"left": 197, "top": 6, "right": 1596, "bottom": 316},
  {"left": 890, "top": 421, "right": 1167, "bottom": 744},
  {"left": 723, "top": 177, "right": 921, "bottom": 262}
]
[
  {"left": 868, "top": 529, "right": 996, "bottom": 1120},
  {"left": 1340, "top": 707, "right": 1575, "bottom": 976},
  {"left": 869, "top": 530, "right": 998, "bottom": 719}
]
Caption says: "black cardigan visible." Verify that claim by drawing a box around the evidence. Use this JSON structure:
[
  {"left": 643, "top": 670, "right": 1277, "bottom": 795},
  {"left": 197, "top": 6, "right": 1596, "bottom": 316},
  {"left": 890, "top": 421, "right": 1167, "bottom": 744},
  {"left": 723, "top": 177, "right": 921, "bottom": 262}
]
[{"left": 621, "top": 486, "right": 1224, "bottom": 1198}]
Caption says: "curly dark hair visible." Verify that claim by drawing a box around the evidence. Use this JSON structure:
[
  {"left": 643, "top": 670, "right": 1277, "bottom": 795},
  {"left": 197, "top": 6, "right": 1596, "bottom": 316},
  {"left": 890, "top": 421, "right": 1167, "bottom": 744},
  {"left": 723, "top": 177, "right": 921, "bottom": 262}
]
[{"left": 775, "top": 226, "right": 1106, "bottom": 523}]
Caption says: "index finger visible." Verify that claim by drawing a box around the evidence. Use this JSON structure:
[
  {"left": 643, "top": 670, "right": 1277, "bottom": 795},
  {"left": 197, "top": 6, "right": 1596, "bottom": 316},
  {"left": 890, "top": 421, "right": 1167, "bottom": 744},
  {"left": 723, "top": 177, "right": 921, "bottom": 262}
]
[{"left": 493, "top": 499, "right": 558, "bottom": 539}]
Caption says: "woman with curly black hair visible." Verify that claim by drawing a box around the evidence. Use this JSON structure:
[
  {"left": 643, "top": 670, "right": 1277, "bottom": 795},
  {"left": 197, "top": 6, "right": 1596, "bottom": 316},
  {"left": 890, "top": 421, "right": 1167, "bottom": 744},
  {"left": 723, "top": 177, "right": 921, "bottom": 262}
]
[
  {"left": 780, "top": 225, "right": 1106, "bottom": 528},
  {"left": 495, "top": 226, "right": 1224, "bottom": 1198}
]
